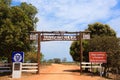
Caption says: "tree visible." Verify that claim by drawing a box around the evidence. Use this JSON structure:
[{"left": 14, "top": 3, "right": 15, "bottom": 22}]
[
  {"left": 62, "top": 57, "right": 67, "bottom": 62},
  {"left": 53, "top": 58, "right": 61, "bottom": 64},
  {"left": 70, "top": 41, "right": 80, "bottom": 62},
  {"left": 47, "top": 59, "right": 54, "bottom": 63},
  {"left": 87, "top": 36, "right": 120, "bottom": 76},
  {"left": 20, "top": 2, "right": 38, "bottom": 30},
  {"left": 0, "top": 0, "right": 38, "bottom": 62},
  {"left": 0, "top": 0, "right": 11, "bottom": 6},
  {"left": 70, "top": 22, "right": 116, "bottom": 62},
  {"left": 25, "top": 52, "right": 44, "bottom": 63},
  {"left": 86, "top": 22, "right": 116, "bottom": 38}
]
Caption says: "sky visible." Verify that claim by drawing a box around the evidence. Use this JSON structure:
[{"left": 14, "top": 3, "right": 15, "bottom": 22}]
[{"left": 12, "top": 0, "right": 120, "bottom": 61}]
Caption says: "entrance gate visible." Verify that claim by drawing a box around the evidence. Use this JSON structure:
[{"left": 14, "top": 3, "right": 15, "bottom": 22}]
[{"left": 30, "top": 31, "right": 90, "bottom": 74}]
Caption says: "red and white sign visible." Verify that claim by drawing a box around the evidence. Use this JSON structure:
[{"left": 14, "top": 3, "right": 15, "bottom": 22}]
[{"left": 89, "top": 52, "right": 107, "bottom": 63}]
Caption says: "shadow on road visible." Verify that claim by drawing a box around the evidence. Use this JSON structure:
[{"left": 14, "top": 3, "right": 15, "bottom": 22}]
[
  {"left": 63, "top": 69, "right": 80, "bottom": 73},
  {"left": 40, "top": 73, "right": 81, "bottom": 76},
  {"left": 0, "top": 72, "right": 11, "bottom": 76},
  {"left": 63, "top": 69, "right": 101, "bottom": 77}
]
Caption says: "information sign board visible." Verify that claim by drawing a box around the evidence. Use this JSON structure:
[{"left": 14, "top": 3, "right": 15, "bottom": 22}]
[{"left": 89, "top": 52, "right": 107, "bottom": 63}]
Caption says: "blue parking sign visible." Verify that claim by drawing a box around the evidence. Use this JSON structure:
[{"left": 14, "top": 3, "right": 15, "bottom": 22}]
[{"left": 12, "top": 51, "right": 24, "bottom": 62}]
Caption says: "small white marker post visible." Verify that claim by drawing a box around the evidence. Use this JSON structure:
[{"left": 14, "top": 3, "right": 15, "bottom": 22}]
[
  {"left": 12, "top": 62, "right": 22, "bottom": 78},
  {"left": 100, "top": 63, "right": 102, "bottom": 77}
]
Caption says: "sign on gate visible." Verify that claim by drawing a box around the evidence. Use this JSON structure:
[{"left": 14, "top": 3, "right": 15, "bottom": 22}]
[
  {"left": 89, "top": 52, "right": 107, "bottom": 63},
  {"left": 83, "top": 33, "right": 90, "bottom": 39},
  {"left": 12, "top": 51, "right": 24, "bottom": 62},
  {"left": 30, "top": 34, "right": 37, "bottom": 40}
]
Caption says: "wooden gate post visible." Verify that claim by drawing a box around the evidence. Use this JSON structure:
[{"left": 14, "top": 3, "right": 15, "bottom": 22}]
[
  {"left": 37, "top": 33, "right": 41, "bottom": 74},
  {"left": 80, "top": 32, "right": 83, "bottom": 73}
]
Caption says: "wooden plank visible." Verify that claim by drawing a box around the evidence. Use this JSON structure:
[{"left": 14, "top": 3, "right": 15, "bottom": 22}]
[
  {"left": 81, "top": 62, "right": 101, "bottom": 64},
  {"left": 82, "top": 66, "right": 101, "bottom": 68},
  {"left": 22, "top": 66, "right": 38, "bottom": 69},
  {"left": 82, "top": 66, "right": 91, "bottom": 68},
  {"left": 22, "top": 70, "right": 38, "bottom": 72},
  {"left": 22, "top": 63, "right": 38, "bottom": 65},
  {"left": 0, "top": 63, "right": 11, "bottom": 66},
  {"left": 30, "top": 31, "right": 90, "bottom": 34},
  {"left": 0, "top": 70, "right": 11, "bottom": 72},
  {"left": 81, "top": 62, "right": 91, "bottom": 64},
  {"left": 0, "top": 67, "right": 11, "bottom": 68}
]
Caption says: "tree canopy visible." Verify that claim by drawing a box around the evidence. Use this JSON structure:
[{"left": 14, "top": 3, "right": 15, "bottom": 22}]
[
  {"left": 86, "top": 22, "right": 116, "bottom": 38},
  {"left": 0, "top": 0, "right": 38, "bottom": 62}
]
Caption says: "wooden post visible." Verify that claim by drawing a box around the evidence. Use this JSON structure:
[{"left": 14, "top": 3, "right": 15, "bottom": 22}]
[
  {"left": 37, "top": 33, "right": 41, "bottom": 74},
  {"left": 91, "top": 62, "right": 92, "bottom": 73},
  {"left": 80, "top": 32, "right": 83, "bottom": 73}
]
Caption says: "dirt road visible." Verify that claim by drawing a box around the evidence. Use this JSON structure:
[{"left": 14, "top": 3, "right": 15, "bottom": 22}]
[{"left": 1, "top": 64, "right": 105, "bottom": 80}]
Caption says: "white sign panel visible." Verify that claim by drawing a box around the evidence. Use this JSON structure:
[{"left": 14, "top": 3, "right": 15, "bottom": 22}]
[
  {"left": 83, "top": 33, "right": 90, "bottom": 39},
  {"left": 30, "top": 34, "right": 37, "bottom": 40}
]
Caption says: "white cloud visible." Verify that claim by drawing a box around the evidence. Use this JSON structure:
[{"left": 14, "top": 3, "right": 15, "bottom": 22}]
[
  {"left": 107, "top": 17, "right": 120, "bottom": 37},
  {"left": 13, "top": 0, "right": 119, "bottom": 32},
  {"left": 36, "top": 0, "right": 118, "bottom": 32}
]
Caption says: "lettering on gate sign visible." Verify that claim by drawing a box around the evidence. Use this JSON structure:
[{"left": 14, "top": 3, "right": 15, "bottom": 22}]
[{"left": 41, "top": 35, "right": 79, "bottom": 41}]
